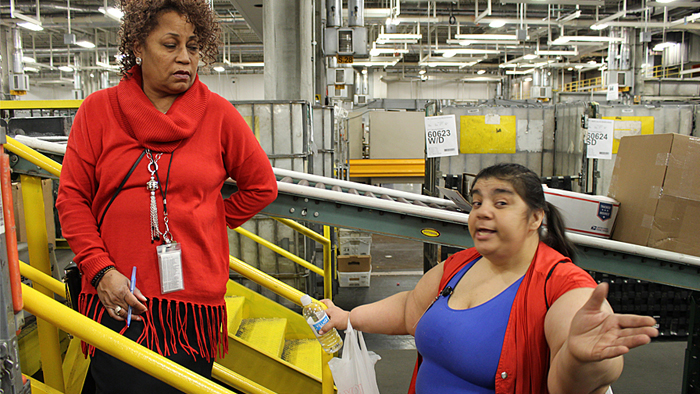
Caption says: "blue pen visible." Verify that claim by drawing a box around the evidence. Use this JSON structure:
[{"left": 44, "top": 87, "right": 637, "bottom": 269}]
[{"left": 127, "top": 266, "right": 136, "bottom": 327}]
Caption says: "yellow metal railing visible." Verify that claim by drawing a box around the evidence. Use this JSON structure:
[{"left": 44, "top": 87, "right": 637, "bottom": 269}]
[
  {"left": 22, "top": 284, "right": 241, "bottom": 394},
  {"left": 0, "top": 99, "right": 83, "bottom": 110},
  {"left": 7, "top": 134, "right": 337, "bottom": 394},
  {"left": 564, "top": 76, "right": 604, "bottom": 92},
  {"left": 20, "top": 261, "right": 276, "bottom": 394}
]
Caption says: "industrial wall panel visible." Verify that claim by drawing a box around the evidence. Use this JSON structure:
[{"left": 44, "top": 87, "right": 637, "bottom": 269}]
[
  {"left": 437, "top": 103, "right": 556, "bottom": 180},
  {"left": 368, "top": 111, "right": 425, "bottom": 159}
]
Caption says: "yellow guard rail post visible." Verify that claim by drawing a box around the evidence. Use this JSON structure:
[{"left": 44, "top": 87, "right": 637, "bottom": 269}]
[{"left": 20, "top": 173, "right": 65, "bottom": 392}]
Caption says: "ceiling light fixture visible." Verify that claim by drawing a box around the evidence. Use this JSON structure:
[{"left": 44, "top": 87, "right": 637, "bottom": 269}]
[
  {"left": 653, "top": 42, "right": 675, "bottom": 51},
  {"left": 99, "top": 6, "right": 124, "bottom": 21},
  {"left": 76, "top": 40, "right": 96, "bottom": 49},
  {"left": 477, "top": 70, "right": 486, "bottom": 74},
  {"left": 536, "top": 49, "right": 579, "bottom": 56},
  {"left": 557, "top": 10, "right": 582, "bottom": 23},
  {"left": 523, "top": 54, "right": 538, "bottom": 60},
  {"left": 58, "top": 65, "right": 74, "bottom": 72},
  {"left": 590, "top": 23, "right": 609, "bottom": 30},
  {"left": 442, "top": 50, "right": 457, "bottom": 58},
  {"left": 213, "top": 66, "right": 225, "bottom": 72},
  {"left": 23, "top": 66, "right": 39, "bottom": 72},
  {"left": 489, "top": 20, "right": 506, "bottom": 28},
  {"left": 419, "top": 69, "right": 426, "bottom": 75},
  {"left": 455, "top": 34, "right": 518, "bottom": 41},
  {"left": 22, "top": 56, "right": 36, "bottom": 63},
  {"left": 17, "top": 21, "right": 43, "bottom": 31}
]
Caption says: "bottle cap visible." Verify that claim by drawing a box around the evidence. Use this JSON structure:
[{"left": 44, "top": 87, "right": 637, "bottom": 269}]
[{"left": 300, "top": 294, "right": 312, "bottom": 306}]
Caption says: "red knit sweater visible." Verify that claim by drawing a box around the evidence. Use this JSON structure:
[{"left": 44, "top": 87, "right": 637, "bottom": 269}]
[{"left": 56, "top": 67, "right": 278, "bottom": 360}]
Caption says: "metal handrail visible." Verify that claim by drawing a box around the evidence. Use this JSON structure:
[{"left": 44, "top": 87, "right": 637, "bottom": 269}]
[
  {"left": 233, "top": 227, "right": 325, "bottom": 277},
  {"left": 5, "top": 136, "right": 62, "bottom": 177},
  {"left": 22, "top": 284, "right": 242, "bottom": 394},
  {"left": 19, "top": 262, "right": 279, "bottom": 394}
]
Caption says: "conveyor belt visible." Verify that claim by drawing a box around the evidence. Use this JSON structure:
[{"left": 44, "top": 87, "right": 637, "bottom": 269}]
[
  {"left": 226, "top": 168, "right": 700, "bottom": 292},
  {"left": 9, "top": 136, "right": 700, "bottom": 291}
]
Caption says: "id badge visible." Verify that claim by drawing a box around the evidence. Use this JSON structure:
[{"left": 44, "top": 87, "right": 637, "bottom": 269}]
[{"left": 156, "top": 242, "right": 184, "bottom": 294}]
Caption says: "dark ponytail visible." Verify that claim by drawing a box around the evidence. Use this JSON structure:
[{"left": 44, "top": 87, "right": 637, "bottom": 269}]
[
  {"left": 543, "top": 202, "right": 577, "bottom": 261},
  {"left": 470, "top": 163, "right": 577, "bottom": 261}
]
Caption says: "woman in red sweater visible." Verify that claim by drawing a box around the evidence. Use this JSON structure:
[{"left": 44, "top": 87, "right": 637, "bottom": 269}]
[
  {"left": 56, "top": 0, "right": 277, "bottom": 392},
  {"left": 320, "top": 163, "right": 658, "bottom": 394}
]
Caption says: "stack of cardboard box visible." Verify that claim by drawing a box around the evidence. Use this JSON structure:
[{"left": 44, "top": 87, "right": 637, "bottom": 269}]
[{"left": 336, "top": 228, "right": 372, "bottom": 287}]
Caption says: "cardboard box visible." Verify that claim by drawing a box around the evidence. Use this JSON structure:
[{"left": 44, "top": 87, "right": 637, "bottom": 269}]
[
  {"left": 337, "top": 255, "right": 371, "bottom": 272},
  {"left": 608, "top": 133, "right": 700, "bottom": 256},
  {"left": 11, "top": 180, "right": 56, "bottom": 245},
  {"left": 543, "top": 186, "right": 620, "bottom": 238},
  {"left": 338, "top": 271, "right": 371, "bottom": 287}
]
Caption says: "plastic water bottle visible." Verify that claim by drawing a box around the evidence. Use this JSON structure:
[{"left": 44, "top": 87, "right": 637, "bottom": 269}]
[{"left": 301, "top": 294, "right": 343, "bottom": 354}]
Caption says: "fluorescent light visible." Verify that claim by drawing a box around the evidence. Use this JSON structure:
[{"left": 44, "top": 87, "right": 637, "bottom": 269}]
[
  {"left": 575, "top": 65, "right": 584, "bottom": 69},
  {"left": 587, "top": 60, "right": 597, "bottom": 65},
  {"left": 505, "top": 69, "right": 535, "bottom": 75},
  {"left": 489, "top": 20, "right": 506, "bottom": 28},
  {"left": 442, "top": 50, "right": 457, "bottom": 58},
  {"left": 433, "top": 48, "right": 501, "bottom": 55},
  {"left": 552, "top": 36, "right": 622, "bottom": 45},
  {"left": 213, "top": 66, "right": 226, "bottom": 72},
  {"left": 536, "top": 49, "right": 579, "bottom": 56},
  {"left": 369, "top": 47, "right": 409, "bottom": 57},
  {"left": 557, "top": 10, "right": 582, "bottom": 22},
  {"left": 419, "top": 69, "right": 426, "bottom": 75},
  {"left": 477, "top": 70, "right": 486, "bottom": 75},
  {"left": 23, "top": 66, "right": 39, "bottom": 72},
  {"left": 590, "top": 23, "right": 609, "bottom": 30},
  {"left": 76, "top": 40, "right": 96, "bottom": 49},
  {"left": 653, "top": 42, "right": 675, "bottom": 51},
  {"left": 58, "top": 66, "right": 74, "bottom": 72},
  {"left": 455, "top": 34, "right": 517, "bottom": 40},
  {"left": 22, "top": 56, "right": 36, "bottom": 63},
  {"left": 228, "top": 62, "right": 265, "bottom": 68},
  {"left": 99, "top": 6, "right": 124, "bottom": 21},
  {"left": 568, "top": 67, "right": 573, "bottom": 70},
  {"left": 524, "top": 54, "right": 538, "bottom": 60},
  {"left": 524, "top": 77, "right": 533, "bottom": 82},
  {"left": 18, "top": 21, "right": 43, "bottom": 31}
]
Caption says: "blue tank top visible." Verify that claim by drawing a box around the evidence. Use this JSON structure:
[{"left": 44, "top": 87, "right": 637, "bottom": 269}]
[{"left": 414, "top": 258, "right": 523, "bottom": 394}]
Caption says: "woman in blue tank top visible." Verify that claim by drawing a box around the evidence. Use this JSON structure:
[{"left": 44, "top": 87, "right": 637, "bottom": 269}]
[{"left": 320, "top": 163, "right": 658, "bottom": 394}]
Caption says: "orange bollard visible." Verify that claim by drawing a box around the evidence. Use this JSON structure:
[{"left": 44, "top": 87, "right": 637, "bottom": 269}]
[{"left": 1, "top": 151, "right": 23, "bottom": 313}]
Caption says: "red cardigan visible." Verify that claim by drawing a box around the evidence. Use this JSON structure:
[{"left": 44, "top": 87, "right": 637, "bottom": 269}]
[
  {"left": 56, "top": 67, "right": 277, "bottom": 360},
  {"left": 408, "top": 242, "right": 596, "bottom": 394}
]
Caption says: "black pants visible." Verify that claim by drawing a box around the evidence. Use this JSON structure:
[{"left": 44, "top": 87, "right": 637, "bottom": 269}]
[{"left": 90, "top": 301, "right": 214, "bottom": 394}]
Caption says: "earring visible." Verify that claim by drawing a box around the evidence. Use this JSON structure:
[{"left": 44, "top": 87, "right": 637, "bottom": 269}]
[{"left": 135, "top": 57, "right": 142, "bottom": 66}]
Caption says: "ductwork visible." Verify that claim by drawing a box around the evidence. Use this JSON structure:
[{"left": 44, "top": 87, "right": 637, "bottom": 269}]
[
  {"left": 348, "top": 0, "right": 364, "bottom": 27},
  {"left": 12, "top": 27, "right": 24, "bottom": 74},
  {"left": 327, "top": 0, "right": 341, "bottom": 27}
]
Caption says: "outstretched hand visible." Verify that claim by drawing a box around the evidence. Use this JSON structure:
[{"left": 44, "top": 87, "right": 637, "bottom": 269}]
[
  {"left": 567, "top": 282, "right": 658, "bottom": 363},
  {"left": 318, "top": 299, "right": 350, "bottom": 335}
]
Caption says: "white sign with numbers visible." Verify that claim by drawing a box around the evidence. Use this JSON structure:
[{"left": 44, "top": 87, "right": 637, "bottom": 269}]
[
  {"left": 586, "top": 118, "right": 614, "bottom": 160},
  {"left": 425, "top": 115, "right": 459, "bottom": 158}
]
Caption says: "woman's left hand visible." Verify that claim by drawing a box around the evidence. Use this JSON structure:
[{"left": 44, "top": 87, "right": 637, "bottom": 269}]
[{"left": 567, "top": 282, "right": 658, "bottom": 363}]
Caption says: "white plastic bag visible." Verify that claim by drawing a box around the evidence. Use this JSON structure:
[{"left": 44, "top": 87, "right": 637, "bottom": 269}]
[{"left": 328, "top": 319, "right": 382, "bottom": 394}]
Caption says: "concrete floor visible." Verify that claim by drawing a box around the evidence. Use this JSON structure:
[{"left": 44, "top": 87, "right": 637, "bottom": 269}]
[{"left": 333, "top": 235, "right": 690, "bottom": 394}]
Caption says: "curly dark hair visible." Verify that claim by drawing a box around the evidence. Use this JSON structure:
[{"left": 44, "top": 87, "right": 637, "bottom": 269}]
[{"left": 117, "top": 0, "right": 221, "bottom": 76}]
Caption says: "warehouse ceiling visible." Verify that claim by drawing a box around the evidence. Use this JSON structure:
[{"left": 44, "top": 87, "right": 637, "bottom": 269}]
[{"left": 1, "top": 0, "right": 699, "bottom": 84}]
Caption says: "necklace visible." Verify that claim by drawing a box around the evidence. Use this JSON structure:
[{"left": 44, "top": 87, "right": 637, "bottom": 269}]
[{"left": 146, "top": 149, "right": 163, "bottom": 242}]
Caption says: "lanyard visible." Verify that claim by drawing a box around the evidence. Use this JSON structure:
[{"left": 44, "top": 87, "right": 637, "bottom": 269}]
[{"left": 146, "top": 149, "right": 175, "bottom": 244}]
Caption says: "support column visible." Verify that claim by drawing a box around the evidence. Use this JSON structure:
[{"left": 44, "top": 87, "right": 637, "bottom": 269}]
[
  {"left": 263, "top": 0, "right": 313, "bottom": 102},
  {"left": 1, "top": 27, "right": 13, "bottom": 99},
  {"left": 632, "top": 29, "right": 646, "bottom": 98}
]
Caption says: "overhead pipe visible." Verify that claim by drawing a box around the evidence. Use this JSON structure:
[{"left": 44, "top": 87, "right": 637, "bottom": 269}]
[
  {"left": 12, "top": 27, "right": 24, "bottom": 75},
  {"left": 348, "top": 0, "right": 364, "bottom": 27},
  {"left": 326, "top": 0, "right": 341, "bottom": 27}
]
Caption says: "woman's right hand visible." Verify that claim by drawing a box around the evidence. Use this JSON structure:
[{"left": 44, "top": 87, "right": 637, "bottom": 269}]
[
  {"left": 319, "top": 299, "right": 350, "bottom": 334},
  {"left": 97, "top": 269, "right": 148, "bottom": 321}
]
